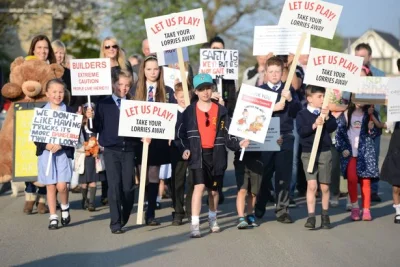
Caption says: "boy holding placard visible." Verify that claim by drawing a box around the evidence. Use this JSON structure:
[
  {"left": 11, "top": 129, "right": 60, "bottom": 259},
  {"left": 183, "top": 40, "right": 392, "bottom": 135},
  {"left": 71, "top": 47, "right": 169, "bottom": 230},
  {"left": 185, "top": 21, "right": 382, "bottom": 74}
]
[
  {"left": 296, "top": 85, "right": 337, "bottom": 229},
  {"left": 178, "top": 73, "right": 249, "bottom": 238},
  {"left": 255, "top": 56, "right": 302, "bottom": 223}
]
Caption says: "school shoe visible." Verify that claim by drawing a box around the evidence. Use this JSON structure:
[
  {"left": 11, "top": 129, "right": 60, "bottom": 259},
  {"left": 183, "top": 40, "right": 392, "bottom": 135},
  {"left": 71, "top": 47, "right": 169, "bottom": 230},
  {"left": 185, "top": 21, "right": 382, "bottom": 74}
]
[
  {"left": 156, "top": 202, "right": 161, "bottom": 210},
  {"left": 61, "top": 208, "right": 71, "bottom": 226},
  {"left": 237, "top": 217, "right": 249, "bottom": 229},
  {"left": 171, "top": 212, "right": 184, "bottom": 226},
  {"left": 321, "top": 215, "right": 331, "bottom": 229},
  {"left": 23, "top": 201, "right": 35, "bottom": 214},
  {"left": 304, "top": 217, "right": 316, "bottom": 229},
  {"left": 362, "top": 209, "right": 372, "bottom": 221},
  {"left": 146, "top": 217, "right": 160, "bottom": 226},
  {"left": 394, "top": 215, "right": 400, "bottom": 224},
  {"left": 190, "top": 224, "right": 201, "bottom": 238},
  {"left": 371, "top": 193, "right": 381, "bottom": 202},
  {"left": 101, "top": 197, "right": 108, "bottom": 206},
  {"left": 246, "top": 215, "right": 259, "bottom": 227},
  {"left": 277, "top": 213, "right": 293, "bottom": 224},
  {"left": 48, "top": 219, "right": 59, "bottom": 230},
  {"left": 289, "top": 199, "right": 297, "bottom": 208},
  {"left": 208, "top": 218, "right": 221, "bottom": 233},
  {"left": 111, "top": 228, "right": 125, "bottom": 234},
  {"left": 350, "top": 208, "right": 361, "bottom": 221}
]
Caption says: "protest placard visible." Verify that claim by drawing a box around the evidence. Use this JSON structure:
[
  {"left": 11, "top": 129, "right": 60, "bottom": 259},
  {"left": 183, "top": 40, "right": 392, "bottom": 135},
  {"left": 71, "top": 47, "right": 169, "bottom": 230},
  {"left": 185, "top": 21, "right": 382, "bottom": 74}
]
[
  {"left": 118, "top": 100, "right": 178, "bottom": 140},
  {"left": 145, "top": 8, "right": 207, "bottom": 53},
  {"left": 157, "top": 47, "right": 189, "bottom": 66},
  {"left": 253, "top": 26, "right": 311, "bottom": 55},
  {"left": 163, "top": 67, "right": 188, "bottom": 91},
  {"left": 278, "top": 0, "right": 343, "bottom": 39},
  {"left": 245, "top": 117, "right": 280, "bottom": 152},
  {"left": 352, "top": 77, "right": 389, "bottom": 105},
  {"left": 198, "top": 49, "right": 239, "bottom": 80},
  {"left": 229, "top": 84, "right": 277, "bottom": 144},
  {"left": 387, "top": 77, "right": 400, "bottom": 122},
  {"left": 304, "top": 48, "right": 363, "bottom": 91}
]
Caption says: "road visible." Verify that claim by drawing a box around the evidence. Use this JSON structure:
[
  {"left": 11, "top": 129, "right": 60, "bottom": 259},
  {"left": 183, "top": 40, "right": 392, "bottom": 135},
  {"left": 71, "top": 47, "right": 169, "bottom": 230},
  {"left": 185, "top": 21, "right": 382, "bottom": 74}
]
[{"left": 0, "top": 135, "right": 399, "bottom": 267}]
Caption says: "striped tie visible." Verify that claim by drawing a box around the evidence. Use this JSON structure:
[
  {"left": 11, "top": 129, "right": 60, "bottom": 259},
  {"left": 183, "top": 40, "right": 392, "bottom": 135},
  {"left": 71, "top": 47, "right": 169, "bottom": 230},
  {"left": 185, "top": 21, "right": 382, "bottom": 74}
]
[
  {"left": 313, "top": 110, "right": 320, "bottom": 115},
  {"left": 272, "top": 85, "right": 278, "bottom": 91},
  {"left": 116, "top": 98, "right": 121, "bottom": 108},
  {"left": 148, "top": 86, "right": 154, "bottom": 102}
]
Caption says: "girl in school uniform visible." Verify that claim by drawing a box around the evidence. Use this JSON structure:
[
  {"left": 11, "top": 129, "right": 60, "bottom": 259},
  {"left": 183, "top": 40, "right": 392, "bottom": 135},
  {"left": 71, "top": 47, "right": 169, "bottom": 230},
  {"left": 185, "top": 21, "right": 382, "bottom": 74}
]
[
  {"left": 35, "top": 79, "right": 79, "bottom": 229},
  {"left": 133, "top": 54, "right": 175, "bottom": 225}
]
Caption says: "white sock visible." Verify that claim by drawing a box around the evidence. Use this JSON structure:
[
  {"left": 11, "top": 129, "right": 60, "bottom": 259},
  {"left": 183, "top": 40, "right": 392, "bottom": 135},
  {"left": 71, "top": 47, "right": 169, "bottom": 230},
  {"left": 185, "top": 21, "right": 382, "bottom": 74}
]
[
  {"left": 352, "top": 202, "right": 359, "bottom": 209},
  {"left": 157, "top": 196, "right": 161, "bottom": 202},
  {"left": 61, "top": 203, "right": 69, "bottom": 210},
  {"left": 208, "top": 210, "right": 217, "bottom": 219},
  {"left": 49, "top": 214, "right": 58, "bottom": 224},
  {"left": 191, "top": 216, "right": 200, "bottom": 225},
  {"left": 60, "top": 203, "right": 70, "bottom": 219},
  {"left": 394, "top": 204, "right": 400, "bottom": 215}
]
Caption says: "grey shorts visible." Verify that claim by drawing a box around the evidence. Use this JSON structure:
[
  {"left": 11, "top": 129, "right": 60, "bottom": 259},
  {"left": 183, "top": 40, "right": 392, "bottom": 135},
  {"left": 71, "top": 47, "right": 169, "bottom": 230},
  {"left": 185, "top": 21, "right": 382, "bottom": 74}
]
[
  {"left": 234, "top": 158, "right": 263, "bottom": 195},
  {"left": 301, "top": 150, "right": 332, "bottom": 184}
]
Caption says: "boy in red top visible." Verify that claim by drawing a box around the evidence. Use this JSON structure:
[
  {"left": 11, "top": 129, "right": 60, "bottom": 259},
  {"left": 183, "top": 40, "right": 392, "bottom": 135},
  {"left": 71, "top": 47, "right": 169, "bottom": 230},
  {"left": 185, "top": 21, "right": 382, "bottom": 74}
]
[{"left": 178, "top": 73, "right": 249, "bottom": 238}]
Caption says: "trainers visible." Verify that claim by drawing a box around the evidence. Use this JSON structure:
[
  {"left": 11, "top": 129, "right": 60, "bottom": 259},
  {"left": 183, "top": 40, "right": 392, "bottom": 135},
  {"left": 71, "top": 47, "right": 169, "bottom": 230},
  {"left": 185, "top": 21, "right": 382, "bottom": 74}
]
[
  {"left": 371, "top": 193, "right": 381, "bottom": 202},
  {"left": 362, "top": 209, "right": 372, "bottom": 221},
  {"left": 304, "top": 217, "right": 316, "bottom": 229},
  {"left": 277, "top": 213, "right": 293, "bottom": 224},
  {"left": 289, "top": 199, "right": 297, "bottom": 208},
  {"left": 208, "top": 218, "right": 221, "bottom": 233},
  {"left": 321, "top": 215, "right": 331, "bottom": 229},
  {"left": 351, "top": 208, "right": 361, "bottom": 221},
  {"left": 190, "top": 224, "right": 201, "bottom": 238},
  {"left": 237, "top": 217, "right": 249, "bottom": 229},
  {"left": 246, "top": 215, "right": 259, "bottom": 227}
]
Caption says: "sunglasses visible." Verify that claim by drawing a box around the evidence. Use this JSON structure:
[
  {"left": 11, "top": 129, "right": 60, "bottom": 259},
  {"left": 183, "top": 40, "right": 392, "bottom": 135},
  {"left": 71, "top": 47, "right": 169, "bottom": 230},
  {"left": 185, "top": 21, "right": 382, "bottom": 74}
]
[
  {"left": 205, "top": 112, "right": 210, "bottom": 127},
  {"left": 105, "top": 45, "right": 119, "bottom": 50}
]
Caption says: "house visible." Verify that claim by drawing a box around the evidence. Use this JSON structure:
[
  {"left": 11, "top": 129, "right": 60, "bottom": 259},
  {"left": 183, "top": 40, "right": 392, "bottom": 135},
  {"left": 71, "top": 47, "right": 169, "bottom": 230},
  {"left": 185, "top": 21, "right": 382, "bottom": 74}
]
[{"left": 343, "top": 29, "right": 400, "bottom": 75}]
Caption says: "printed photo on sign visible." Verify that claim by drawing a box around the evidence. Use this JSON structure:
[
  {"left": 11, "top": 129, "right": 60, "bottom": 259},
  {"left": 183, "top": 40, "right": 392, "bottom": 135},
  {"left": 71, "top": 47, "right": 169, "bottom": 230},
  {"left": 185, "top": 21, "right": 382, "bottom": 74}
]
[
  {"left": 199, "top": 49, "right": 239, "bottom": 80},
  {"left": 163, "top": 67, "right": 188, "bottom": 91},
  {"left": 229, "top": 84, "right": 277, "bottom": 144},
  {"left": 304, "top": 48, "right": 363, "bottom": 92},
  {"left": 70, "top": 58, "right": 112, "bottom": 96},
  {"left": 387, "top": 77, "right": 400, "bottom": 122},
  {"left": 118, "top": 100, "right": 178, "bottom": 140},
  {"left": 157, "top": 47, "right": 189, "bottom": 66},
  {"left": 278, "top": 0, "right": 343, "bottom": 39},
  {"left": 253, "top": 26, "right": 311, "bottom": 56},
  {"left": 145, "top": 8, "right": 207, "bottom": 53},
  {"left": 245, "top": 117, "right": 281, "bottom": 151},
  {"left": 29, "top": 108, "right": 82, "bottom": 147}
]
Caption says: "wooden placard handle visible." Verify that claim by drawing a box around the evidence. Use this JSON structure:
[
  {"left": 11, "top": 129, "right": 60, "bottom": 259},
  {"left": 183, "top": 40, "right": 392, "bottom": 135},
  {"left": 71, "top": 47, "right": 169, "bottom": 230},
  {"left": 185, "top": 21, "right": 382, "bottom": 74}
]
[
  {"left": 136, "top": 141, "right": 149, "bottom": 225},
  {"left": 176, "top": 47, "right": 191, "bottom": 107}
]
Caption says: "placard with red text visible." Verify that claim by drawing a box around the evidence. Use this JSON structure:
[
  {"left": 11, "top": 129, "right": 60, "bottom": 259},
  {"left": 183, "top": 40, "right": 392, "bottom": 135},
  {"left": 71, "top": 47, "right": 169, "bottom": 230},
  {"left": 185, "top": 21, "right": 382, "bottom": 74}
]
[
  {"left": 228, "top": 84, "right": 278, "bottom": 143},
  {"left": 145, "top": 8, "right": 207, "bottom": 53},
  {"left": 118, "top": 100, "right": 178, "bottom": 140},
  {"left": 304, "top": 48, "right": 363, "bottom": 92},
  {"left": 70, "top": 58, "right": 112, "bottom": 96},
  {"left": 278, "top": 0, "right": 343, "bottom": 39},
  {"left": 199, "top": 49, "right": 239, "bottom": 80}
]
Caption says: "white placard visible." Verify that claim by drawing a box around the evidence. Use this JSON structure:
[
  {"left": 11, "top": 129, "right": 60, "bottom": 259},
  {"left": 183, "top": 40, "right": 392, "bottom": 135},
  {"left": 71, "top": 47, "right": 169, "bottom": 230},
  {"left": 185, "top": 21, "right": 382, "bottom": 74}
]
[
  {"left": 29, "top": 108, "right": 82, "bottom": 147},
  {"left": 304, "top": 48, "right": 363, "bottom": 92},
  {"left": 387, "top": 77, "right": 400, "bottom": 122},
  {"left": 229, "top": 84, "right": 278, "bottom": 143},
  {"left": 198, "top": 49, "right": 239, "bottom": 80},
  {"left": 253, "top": 26, "right": 311, "bottom": 55},
  {"left": 157, "top": 47, "right": 189, "bottom": 66},
  {"left": 245, "top": 117, "right": 280, "bottom": 151},
  {"left": 70, "top": 58, "right": 112, "bottom": 96},
  {"left": 354, "top": 77, "right": 389, "bottom": 99},
  {"left": 145, "top": 8, "right": 207, "bottom": 53},
  {"left": 118, "top": 100, "right": 178, "bottom": 140},
  {"left": 278, "top": 0, "right": 343, "bottom": 39},
  {"left": 163, "top": 67, "right": 188, "bottom": 90}
]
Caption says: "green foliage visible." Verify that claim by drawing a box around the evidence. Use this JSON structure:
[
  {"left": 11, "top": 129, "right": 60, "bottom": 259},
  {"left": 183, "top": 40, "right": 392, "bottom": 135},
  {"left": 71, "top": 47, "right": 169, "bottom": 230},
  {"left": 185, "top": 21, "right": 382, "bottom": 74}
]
[{"left": 311, "top": 34, "right": 344, "bottom": 52}]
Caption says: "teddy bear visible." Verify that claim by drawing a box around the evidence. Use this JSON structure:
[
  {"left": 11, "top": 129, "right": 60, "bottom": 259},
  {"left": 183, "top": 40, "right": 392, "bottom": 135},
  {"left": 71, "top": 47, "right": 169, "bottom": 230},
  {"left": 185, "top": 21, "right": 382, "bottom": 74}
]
[
  {"left": 0, "top": 56, "right": 65, "bottom": 214},
  {"left": 84, "top": 136, "right": 100, "bottom": 157}
]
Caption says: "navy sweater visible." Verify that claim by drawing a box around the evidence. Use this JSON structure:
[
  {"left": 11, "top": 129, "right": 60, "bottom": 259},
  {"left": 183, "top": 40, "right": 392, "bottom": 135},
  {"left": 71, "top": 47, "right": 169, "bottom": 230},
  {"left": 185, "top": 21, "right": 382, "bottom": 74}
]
[
  {"left": 296, "top": 109, "right": 337, "bottom": 153},
  {"left": 259, "top": 82, "right": 302, "bottom": 134},
  {"left": 92, "top": 96, "right": 140, "bottom": 151}
]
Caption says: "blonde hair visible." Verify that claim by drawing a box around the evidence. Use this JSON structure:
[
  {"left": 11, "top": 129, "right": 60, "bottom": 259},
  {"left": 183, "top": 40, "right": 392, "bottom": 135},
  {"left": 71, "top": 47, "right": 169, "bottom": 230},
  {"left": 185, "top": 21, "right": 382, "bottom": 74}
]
[
  {"left": 100, "top": 37, "right": 127, "bottom": 71},
  {"left": 51, "top": 40, "right": 66, "bottom": 65}
]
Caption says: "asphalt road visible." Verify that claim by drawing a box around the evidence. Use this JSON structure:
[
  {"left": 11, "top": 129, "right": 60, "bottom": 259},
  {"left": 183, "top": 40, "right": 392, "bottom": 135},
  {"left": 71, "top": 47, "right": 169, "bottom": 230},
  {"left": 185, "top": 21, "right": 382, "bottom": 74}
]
[{"left": 0, "top": 135, "right": 399, "bottom": 267}]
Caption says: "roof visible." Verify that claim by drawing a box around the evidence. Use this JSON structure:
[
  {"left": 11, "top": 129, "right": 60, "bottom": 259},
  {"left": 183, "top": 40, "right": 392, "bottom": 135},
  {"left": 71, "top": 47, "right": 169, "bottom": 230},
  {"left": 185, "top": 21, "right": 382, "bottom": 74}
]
[{"left": 374, "top": 30, "right": 400, "bottom": 52}]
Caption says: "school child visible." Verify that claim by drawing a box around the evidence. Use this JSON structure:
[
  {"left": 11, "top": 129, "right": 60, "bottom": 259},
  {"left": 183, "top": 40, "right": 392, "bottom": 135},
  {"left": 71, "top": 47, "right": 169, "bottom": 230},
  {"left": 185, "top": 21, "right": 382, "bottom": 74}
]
[
  {"left": 34, "top": 79, "right": 77, "bottom": 230},
  {"left": 335, "top": 101, "right": 381, "bottom": 221},
  {"left": 133, "top": 55, "right": 175, "bottom": 226},
  {"left": 178, "top": 73, "right": 249, "bottom": 238},
  {"left": 296, "top": 86, "right": 337, "bottom": 229},
  {"left": 86, "top": 69, "right": 139, "bottom": 234},
  {"left": 75, "top": 103, "right": 106, "bottom": 212},
  {"left": 254, "top": 56, "right": 302, "bottom": 223}
]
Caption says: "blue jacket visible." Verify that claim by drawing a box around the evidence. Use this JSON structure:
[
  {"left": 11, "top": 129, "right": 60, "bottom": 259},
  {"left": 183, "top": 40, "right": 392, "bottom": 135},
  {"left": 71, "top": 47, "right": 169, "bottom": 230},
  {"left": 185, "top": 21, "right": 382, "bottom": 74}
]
[
  {"left": 177, "top": 102, "right": 241, "bottom": 175},
  {"left": 335, "top": 112, "right": 380, "bottom": 179}
]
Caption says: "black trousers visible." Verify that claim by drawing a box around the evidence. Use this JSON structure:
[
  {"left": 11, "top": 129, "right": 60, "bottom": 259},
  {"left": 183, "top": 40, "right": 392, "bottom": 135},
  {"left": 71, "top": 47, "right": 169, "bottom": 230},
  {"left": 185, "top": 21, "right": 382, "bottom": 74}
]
[
  {"left": 103, "top": 148, "right": 136, "bottom": 231},
  {"left": 296, "top": 144, "right": 307, "bottom": 194},
  {"left": 257, "top": 134, "right": 294, "bottom": 217},
  {"left": 170, "top": 146, "right": 193, "bottom": 219}
]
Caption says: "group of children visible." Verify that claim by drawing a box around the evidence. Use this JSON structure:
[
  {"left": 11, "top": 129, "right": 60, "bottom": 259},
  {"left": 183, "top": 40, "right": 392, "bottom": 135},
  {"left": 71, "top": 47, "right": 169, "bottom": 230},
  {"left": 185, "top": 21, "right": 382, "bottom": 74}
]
[{"left": 31, "top": 39, "right": 400, "bottom": 236}]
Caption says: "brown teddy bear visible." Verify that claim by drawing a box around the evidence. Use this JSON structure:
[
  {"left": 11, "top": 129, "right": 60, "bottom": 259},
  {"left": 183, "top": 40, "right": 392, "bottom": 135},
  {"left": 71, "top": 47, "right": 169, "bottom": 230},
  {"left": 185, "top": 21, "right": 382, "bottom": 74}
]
[
  {"left": 84, "top": 136, "right": 100, "bottom": 157},
  {"left": 0, "top": 56, "right": 65, "bottom": 214}
]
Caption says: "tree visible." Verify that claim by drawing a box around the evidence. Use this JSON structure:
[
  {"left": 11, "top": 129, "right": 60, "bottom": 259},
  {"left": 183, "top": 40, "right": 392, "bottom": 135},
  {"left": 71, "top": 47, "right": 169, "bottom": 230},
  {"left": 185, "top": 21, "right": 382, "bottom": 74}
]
[{"left": 311, "top": 34, "right": 344, "bottom": 53}]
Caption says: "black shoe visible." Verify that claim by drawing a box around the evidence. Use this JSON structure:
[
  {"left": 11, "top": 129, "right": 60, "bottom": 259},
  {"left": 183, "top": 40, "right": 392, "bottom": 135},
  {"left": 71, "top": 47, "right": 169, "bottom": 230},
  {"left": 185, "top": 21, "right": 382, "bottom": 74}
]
[
  {"left": 172, "top": 217, "right": 183, "bottom": 226},
  {"left": 60, "top": 208, "right": 71, "bottom": 226},
  {"left": 304, "top": 217, "right": 316, "bottom": 229},
  {"left": 277, "top": 213, "right": 293, "bottom": 224},
  {"left": 146, "top": 218, "right": 161, "bottom": 226},
  {"left": 371, "top": 193, "right": 381, "bottom": 202},
  {"left": 394, "top": 215, "right": 400, "bottom": 224},
  {"left": 289, "top": 199, "right": 297, "bottom": 208},
  {"left": 101, "top": 198, "right": 108, "bottom": 206},
  {"left": 48, "top": 219, "right": 59, "bottom": 230},
  {"left": 321, "top": 215, "right": 331, "bottom": 229},
  {"left": 88, "top": 203, "right": 96, "bottom": 212},
  {"left": 156, "top": 202, "right": 161, "bottom": 210},
  {"left": 255, "top": 205, "right": 266, "bottom": 219},
  {"left": 111, "top": 228, "right": 125, "bottom": 234},
  {"left": 81, "top": 199, "right": 88, "bottom": 210}
]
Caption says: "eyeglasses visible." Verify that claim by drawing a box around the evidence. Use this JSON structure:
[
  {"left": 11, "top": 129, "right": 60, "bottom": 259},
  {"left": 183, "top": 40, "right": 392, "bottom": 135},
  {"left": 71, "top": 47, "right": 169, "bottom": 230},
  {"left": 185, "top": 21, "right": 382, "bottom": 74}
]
[
  {"left": 105, "top": 45, "right": 119, "bottom": 50},
  {"left": 205, "top": 112, "right": 210, "bottom": 127}
]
